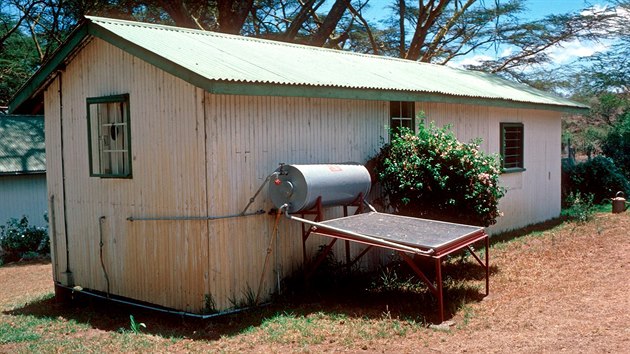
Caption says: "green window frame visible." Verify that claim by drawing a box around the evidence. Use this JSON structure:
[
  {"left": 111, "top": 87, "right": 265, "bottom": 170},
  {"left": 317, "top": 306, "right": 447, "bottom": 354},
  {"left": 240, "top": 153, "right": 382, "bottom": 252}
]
[
  {"left": 87, "top": 94, "right": 132, "bottom": 178},
  {"left": 500, "top": 122, "right": 525, "bottom": 172},
  {"left": 390, "top": 101, "right": 415, "bottom": 136}
]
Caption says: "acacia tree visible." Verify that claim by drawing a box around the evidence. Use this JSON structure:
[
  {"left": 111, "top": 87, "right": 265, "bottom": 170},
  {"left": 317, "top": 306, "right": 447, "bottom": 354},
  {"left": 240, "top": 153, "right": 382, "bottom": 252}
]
[
  {"left": 0, "top": 11, "right": 39, "bottom": 105},
  {"left": 0, "top": 0, "right": 624, "bottom": 106}
]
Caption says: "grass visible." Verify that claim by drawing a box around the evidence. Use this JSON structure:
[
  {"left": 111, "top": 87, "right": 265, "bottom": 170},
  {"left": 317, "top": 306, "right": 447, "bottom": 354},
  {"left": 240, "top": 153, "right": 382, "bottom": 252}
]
[
  {"left": 1, "top": 210, "right": 626, "bottom": 352},
  {"left": 0, "top": 322, "right": 41, "bottom": 344}
]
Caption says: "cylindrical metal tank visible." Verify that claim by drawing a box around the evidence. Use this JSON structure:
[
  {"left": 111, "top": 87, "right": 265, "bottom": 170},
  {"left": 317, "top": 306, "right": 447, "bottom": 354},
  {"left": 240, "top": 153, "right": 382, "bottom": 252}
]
[{"left": 269, "top": 164, "right": 371, "bottom": 213}]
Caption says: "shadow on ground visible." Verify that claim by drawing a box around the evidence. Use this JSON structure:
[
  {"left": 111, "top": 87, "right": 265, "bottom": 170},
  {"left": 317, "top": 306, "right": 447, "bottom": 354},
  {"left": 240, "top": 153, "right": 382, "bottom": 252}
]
[
  {"left": 3, "top": 257, "right": 494, "bottom": 341},
  {"left": 2, "top": 216, "right": 567, "bottom": 343}
]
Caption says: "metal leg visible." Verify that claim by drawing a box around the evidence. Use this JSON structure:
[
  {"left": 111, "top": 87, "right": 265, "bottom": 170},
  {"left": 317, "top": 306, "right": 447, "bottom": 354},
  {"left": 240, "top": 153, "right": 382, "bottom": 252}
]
[
  {"left": 345, "top": 240, "right": 351, "bottom": 268},
  {"left": 305, "top": 238, "right": 338, "bottom": 280},
  {"left": 466, "top": 234, "right": 490, "bottom": 297},
  {"left": 485, "top": 234, "right": 490, "bottom": 296},
  {"left": 399, "top": 252, "right": 437, "bottom": 294},
  {"left": 435, "top": 257, "right": 444, "bottom": 323}
]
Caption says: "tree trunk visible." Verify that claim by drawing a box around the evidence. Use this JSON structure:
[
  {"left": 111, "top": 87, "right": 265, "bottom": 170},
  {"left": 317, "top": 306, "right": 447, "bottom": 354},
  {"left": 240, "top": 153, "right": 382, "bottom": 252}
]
[
  {"left": 398, "top": 0, "right": 405, "bottom": 58},
  {"left": 217, "top": 0, "right": 254, "bottom": 34},
  {"left": 308, "top": 0, "right": 349, "bottom": 47}
]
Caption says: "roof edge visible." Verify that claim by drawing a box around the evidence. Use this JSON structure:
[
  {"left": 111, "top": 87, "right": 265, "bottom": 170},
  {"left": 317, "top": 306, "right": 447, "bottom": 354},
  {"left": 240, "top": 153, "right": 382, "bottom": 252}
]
[
  {"left": 8, "top": 22, "right": 90, "bottom": 114},
  {"left": 9, "top": 16, "right": 590, "bottom": 115},
  {"left": 86, "top": 17, "right": 590, "bottom": 113},
  {"left": 203, "top": 81, "right": 589, "bottom": 113}
]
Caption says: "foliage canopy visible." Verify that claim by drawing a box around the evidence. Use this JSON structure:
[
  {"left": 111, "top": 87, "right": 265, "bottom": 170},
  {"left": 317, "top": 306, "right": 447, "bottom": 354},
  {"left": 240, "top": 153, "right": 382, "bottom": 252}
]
[{"left": 1, "top": 0, "right": 622, "bottom": 107}]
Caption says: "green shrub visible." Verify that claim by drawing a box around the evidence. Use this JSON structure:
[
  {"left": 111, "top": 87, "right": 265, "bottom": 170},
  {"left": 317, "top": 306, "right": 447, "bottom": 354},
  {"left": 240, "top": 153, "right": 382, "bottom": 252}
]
[
  {"left": 563, "top": 192, "right": 595, "bottom": 223},
  {"left": 373, "top": 123, "right": 505, "bottom": 226},
  {"left": 601, "top": 110, "right": 630, "bottom": 178},
  {"left": 566, "top": 156, "right": 630, "bottom": 204},
  {"left": 0, "top": 216, "right": 49, "bottom": 263}
]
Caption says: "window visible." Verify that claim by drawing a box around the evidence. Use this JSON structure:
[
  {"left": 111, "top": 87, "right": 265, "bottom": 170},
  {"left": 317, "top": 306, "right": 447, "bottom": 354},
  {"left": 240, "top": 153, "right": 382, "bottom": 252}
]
[
  {"left": 87, "top": 94, "right": 132, "bottom": 178},
  {"left": 500, "top": 122, "right": 524, "bottom": 171},
  {"left": 390, "top": 101, "right": 415, "bottom": 135}
]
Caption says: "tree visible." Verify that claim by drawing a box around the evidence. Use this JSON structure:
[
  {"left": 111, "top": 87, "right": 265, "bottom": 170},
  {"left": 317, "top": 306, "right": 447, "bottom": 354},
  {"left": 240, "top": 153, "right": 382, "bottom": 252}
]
[
  {"left": 0, "top": 10, "right": 39, "bottom": 106},
  {"left": 1, "top": 0, "right": 624, "bottom": 107}
]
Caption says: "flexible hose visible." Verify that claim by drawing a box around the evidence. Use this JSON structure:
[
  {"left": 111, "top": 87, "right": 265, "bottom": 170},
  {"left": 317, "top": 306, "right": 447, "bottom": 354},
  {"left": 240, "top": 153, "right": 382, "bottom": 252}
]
[
  {"left": 98, "top": 216, "right": 111, "bottom": 297},
  {"left": 255, "top": 207, "right": 284, "bottom": 304}
]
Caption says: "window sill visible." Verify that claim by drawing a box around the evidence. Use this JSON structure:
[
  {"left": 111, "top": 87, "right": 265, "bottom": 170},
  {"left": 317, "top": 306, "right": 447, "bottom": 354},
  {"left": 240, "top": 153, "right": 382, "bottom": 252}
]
[
  {"left": 90, "top": 174, "right": 133, "bottom": 179},
  {"left": 501, "top": 167, "right": 526, "bottom": 174}
]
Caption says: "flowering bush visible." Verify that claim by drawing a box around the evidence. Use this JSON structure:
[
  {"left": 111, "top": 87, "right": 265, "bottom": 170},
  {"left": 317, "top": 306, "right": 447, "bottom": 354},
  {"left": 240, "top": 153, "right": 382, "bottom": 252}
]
[
  {"left": 0, "top": 216, "right": 49, "bottom": 263},
  {"left": 373, "top": 123, "right": 505, "bottom": 226}
]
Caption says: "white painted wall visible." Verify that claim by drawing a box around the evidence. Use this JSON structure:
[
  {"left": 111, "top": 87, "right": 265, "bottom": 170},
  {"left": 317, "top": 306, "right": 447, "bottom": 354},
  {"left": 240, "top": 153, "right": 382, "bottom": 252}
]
[
  {"left": 416, "top": 103, "right": 562, "bottom": 234},
  {"left": 0, "top": 174, "right": 48, "bottom": 227}
]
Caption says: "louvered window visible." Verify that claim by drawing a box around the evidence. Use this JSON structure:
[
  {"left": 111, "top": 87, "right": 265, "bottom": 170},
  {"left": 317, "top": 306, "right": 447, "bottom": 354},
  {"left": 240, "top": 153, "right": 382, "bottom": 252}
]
[{"left": 500, "top": 122, "right": 524, "bottom": 171}]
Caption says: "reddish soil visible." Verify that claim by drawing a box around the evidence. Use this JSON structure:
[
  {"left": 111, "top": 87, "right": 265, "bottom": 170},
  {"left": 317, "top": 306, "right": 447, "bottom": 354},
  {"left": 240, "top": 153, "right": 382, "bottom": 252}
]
[{"left": 1, "top": 212, "right": 629, "bottom": 352}]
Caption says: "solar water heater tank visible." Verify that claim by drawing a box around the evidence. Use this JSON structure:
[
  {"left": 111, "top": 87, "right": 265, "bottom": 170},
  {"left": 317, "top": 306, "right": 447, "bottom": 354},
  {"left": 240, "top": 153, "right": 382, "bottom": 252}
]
[{"left": 269, "top": 164, "right": 371, "bottom": 213}]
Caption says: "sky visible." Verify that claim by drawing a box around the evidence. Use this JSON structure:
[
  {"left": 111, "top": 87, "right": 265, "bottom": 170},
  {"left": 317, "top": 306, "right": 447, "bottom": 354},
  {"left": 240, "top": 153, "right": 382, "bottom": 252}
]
[{"left": 359, "top": 0, "right": 615, "bottom": 68}]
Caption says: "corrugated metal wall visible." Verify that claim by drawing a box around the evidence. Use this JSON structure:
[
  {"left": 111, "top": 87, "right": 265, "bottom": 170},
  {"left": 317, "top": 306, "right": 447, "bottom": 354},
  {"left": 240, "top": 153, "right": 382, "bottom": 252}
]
[
  {"left": 44, "top": 37, "right": 561, "bottom": 313},
  {"left": 44, "top": 38, "right": 389, "bottom": 311},
  {"left": 0, "top": 174, "right": 47, "bottom": 227},
  {"left": 416, "top": 103, "right": 562, "bottom": 233},
  {"left": 203, "top": 93, "right": 389, "bottom": 309}
]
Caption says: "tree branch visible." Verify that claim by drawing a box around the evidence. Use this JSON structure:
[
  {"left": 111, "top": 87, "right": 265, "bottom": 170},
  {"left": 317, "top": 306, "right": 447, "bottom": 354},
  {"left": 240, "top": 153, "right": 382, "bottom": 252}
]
[{"left": 347, "top": 1, "right": 379, "bottom": 54}]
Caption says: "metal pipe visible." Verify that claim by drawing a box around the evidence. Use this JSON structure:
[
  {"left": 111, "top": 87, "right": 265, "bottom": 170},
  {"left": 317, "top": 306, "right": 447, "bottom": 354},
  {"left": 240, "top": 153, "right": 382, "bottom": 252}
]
[
  {"left": 48, "top": 195, "right": 59, "bottom": 282},
  {"left": 98, "top": 216, "right": 110, "bottom": 297},
  {"left": 55, "top": 283, "right": 267, "bottom": 319},
  {"left": 58, "top": 70, "right": 72, "bottom": 282},
  {"left": 241, "top": 172, "right": 279, "bottom": 215},
  {"left": 281, "top": 205, "right": 433, "bottom": 255},
  {"left": 127, "top": 209, "right": 265, "bottom": 222},
  {"left": 363, "top": 200, "right": 377, "bottom": 213}
]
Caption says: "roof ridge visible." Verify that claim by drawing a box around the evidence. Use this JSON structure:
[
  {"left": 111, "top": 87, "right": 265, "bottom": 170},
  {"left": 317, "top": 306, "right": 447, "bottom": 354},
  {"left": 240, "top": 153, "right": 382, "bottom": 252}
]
[{"left": 85, "top": 15, "right": 446, "bottom": 68}]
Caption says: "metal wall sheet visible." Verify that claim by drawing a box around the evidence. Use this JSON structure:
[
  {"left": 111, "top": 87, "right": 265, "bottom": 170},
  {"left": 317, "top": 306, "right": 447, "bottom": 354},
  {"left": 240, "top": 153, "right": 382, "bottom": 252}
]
[
  {"left": 44, "top": 39, "right": 209, "bottom": 311},
  {"left": 203, "top": 92, "right": 389, "bottom": 309},
  {"left": 0, "top": 174, "right": 47, "bottom": 227}
]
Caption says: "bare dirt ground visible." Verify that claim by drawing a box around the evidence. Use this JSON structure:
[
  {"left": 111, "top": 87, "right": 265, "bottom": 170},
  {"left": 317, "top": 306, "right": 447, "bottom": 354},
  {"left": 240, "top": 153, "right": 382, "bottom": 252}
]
[{"left": 1, "top": 212, "right": 629, "bottom": 353}]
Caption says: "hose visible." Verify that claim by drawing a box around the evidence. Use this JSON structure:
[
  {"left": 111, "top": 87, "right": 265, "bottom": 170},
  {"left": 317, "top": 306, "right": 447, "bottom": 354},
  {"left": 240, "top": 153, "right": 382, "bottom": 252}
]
[
  {"left": 255, "top": 207, "right": 283, "bottom": 304},
  {"left": 98, "top": 216, "right": 111, "bottom": 297}
]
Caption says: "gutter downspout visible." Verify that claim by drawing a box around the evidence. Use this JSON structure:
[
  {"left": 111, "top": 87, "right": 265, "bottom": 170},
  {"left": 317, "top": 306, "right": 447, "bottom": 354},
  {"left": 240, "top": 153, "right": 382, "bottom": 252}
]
[{"left": 58, "top": 70, "right": 73, "bottom": 286}]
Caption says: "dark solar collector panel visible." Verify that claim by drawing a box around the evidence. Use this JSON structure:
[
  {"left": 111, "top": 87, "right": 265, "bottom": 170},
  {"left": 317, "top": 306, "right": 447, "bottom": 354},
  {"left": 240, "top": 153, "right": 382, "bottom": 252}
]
[{"left": 318, "top": 212, "right": 483, "bottom": 252}]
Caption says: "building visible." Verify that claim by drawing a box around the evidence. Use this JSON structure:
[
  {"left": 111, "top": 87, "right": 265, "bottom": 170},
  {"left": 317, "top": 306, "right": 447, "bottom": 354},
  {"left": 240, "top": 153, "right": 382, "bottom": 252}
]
[
  {"left": 0, "top": 115, "right": 47, "bottom": 227},
  {"left": 9, "top": 16, "right": 587, "bottom": 313}
]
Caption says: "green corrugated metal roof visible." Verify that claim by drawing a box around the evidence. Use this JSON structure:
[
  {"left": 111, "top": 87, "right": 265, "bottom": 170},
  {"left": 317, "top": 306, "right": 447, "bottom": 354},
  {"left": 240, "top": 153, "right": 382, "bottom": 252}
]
[
  {"left": 0, "top": 115, "right": 45, "bottom": 174},
  {"left": 9, "top": 16, "right": 589, "bottom": 114}
]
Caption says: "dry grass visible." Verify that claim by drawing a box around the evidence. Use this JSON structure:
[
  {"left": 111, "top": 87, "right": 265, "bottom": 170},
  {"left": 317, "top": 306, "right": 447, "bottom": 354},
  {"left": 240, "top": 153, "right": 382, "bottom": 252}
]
[{"left": 1, "top": 212, "right": 629, "bottom": 353}]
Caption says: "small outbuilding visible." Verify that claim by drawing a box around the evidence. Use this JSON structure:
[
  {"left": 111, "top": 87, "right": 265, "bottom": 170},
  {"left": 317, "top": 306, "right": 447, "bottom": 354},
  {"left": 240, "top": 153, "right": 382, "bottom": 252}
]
[
  {"left": 9, "top": 16, "right": 587, "bottom": 313},
  {"left": 0, "top": 114, "right": 47, "bottom": 227}
]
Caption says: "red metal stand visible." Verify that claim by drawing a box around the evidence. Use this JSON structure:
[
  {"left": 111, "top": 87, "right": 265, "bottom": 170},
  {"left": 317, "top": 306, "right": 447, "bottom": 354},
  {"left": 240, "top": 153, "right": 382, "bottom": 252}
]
[
  {"left": 291, "top": 196, "right": 490, "bottom": 323},
  {"left": 398, "top": 232, "right": 489, "bottom": 322},
  {"left": 297, "top": 194, "right": 364, "bottom": 277}
]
